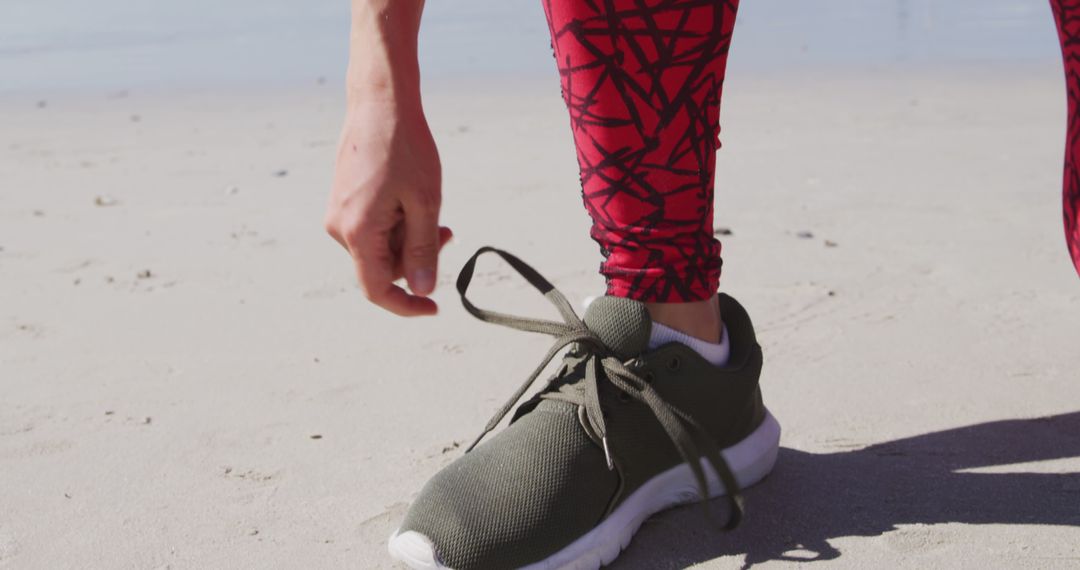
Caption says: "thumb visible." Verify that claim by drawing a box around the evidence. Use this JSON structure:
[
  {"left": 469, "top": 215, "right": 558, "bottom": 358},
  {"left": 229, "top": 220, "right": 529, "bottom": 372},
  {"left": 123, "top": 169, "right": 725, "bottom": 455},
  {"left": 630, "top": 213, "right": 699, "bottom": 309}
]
[
  {"left": 402, "top": 199, "right": 440, "bottom": 297},
  {"left": 437, "top": 226, "right": 454, "bottom": 250}
]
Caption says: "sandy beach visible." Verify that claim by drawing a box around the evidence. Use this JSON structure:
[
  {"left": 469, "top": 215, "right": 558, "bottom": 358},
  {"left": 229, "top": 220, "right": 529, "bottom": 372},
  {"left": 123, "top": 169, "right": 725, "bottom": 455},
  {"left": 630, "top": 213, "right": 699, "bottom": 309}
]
[{"left": 2, "top": 4, "right": 1080, "bottom": 565}]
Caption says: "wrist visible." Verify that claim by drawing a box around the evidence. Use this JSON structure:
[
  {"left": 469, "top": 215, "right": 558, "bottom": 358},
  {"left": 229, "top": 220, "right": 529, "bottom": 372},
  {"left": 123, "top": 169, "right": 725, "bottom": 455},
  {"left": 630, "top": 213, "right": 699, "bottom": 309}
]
[
  {"left": 346, "top": 2, "right": 423, "bottom": 112},
  {"left": 342, "top": 92, "right": 428, "bottom": 136},
  {"left": 343, "top": 86, "right": 424, "bottom": 128},
  {"left": 346, "top": 63, "right": 422, "bottom": 113}
]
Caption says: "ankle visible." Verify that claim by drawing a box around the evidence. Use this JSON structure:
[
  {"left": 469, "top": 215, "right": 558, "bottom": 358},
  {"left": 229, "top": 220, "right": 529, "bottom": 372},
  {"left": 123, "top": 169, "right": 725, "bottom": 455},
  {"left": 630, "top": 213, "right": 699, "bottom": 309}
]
[{"left": 644, "top": 295, "right": 723, "bottom": 344}]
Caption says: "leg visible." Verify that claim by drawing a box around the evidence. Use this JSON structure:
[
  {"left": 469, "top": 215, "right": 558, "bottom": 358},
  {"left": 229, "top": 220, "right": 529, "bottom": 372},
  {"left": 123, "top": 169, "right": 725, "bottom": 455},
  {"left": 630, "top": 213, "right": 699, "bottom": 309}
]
[
  {"left": 389, "top": 5, "right": 781, "bottom": 568},
  {"left": 1052, "top": 0, "right": 1080, "bottom": 276},
  {"left": 541, "top": 0, "right": 739, "bottom": 339}
]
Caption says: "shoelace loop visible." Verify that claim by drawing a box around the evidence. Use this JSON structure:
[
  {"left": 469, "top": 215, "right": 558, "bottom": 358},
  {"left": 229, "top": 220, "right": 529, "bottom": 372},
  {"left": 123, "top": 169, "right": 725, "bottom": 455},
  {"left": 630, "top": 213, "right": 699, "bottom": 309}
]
[{"left": 456, "top": 247, "right": 745, "bottom": 530}]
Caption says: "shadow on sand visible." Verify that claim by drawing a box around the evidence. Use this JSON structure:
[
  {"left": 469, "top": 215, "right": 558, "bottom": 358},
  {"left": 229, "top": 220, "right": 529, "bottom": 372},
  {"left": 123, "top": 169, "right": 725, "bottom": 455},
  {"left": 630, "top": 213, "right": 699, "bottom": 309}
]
[{"left": 614, "top": 412, "right": 1080, "bottom": 568}]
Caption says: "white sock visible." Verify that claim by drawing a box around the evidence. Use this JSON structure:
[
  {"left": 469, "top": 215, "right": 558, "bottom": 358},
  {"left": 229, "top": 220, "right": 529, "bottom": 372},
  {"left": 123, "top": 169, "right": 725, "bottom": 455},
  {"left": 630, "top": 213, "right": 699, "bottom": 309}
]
[{"left": 648, "top": 322, "right": 730, "bottom": 367}]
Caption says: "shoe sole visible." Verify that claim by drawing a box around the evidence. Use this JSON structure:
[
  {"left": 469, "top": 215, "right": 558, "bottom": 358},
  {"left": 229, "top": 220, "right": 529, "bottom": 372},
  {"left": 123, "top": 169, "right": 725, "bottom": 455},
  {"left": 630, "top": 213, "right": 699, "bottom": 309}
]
[{"left": 387, "top": 409, "right": 781, "bottom": 570}]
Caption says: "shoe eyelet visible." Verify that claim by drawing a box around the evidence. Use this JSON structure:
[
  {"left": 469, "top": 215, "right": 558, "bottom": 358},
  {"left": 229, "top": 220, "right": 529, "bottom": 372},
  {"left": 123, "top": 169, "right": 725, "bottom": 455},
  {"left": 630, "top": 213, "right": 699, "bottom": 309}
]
[
  {"left": 643, "top": 371, "right": 656, "bottom": 384},
  {"left": 667, "top": 357, "right": 681, "bottom": 372}
]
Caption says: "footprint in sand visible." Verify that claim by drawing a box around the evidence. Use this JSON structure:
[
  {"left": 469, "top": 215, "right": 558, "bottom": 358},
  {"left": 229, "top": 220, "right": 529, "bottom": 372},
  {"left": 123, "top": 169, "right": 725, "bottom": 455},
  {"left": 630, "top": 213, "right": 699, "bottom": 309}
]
[
  {"left": 421, "top": 341, "right": 465, "bottom": 355},
  {"left": 13, "top": 323, "right": 44, "bottom": 338},
  {"left": 0, "top": 421, "right": 36, "bottom": 436},
  {"left": 221, "top": 466, "right": 279, "bottom": 484},
  {"left": 2, "top": 439, "right": 75, "bottom": 459}
]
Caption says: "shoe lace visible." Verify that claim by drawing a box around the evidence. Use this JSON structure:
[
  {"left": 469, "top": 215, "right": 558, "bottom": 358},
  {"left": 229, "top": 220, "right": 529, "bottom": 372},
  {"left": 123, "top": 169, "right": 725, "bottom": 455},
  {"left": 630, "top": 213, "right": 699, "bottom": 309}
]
[{"left": 456, "top": 247, "right": 745, "bottom": 529}]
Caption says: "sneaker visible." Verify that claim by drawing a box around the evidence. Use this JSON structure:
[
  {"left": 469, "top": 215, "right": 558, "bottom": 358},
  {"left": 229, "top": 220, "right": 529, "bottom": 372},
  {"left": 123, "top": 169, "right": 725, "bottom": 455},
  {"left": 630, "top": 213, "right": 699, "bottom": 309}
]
[{"left": 388, "top": 247, "right": 780, "bottom": 569}]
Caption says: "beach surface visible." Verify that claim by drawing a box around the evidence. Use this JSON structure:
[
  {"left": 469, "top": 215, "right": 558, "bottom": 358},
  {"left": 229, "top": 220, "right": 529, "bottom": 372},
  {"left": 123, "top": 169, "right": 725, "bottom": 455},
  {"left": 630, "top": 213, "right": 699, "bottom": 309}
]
[{"left": 3, "top": 2, "right": 1080, "bottom": 567}]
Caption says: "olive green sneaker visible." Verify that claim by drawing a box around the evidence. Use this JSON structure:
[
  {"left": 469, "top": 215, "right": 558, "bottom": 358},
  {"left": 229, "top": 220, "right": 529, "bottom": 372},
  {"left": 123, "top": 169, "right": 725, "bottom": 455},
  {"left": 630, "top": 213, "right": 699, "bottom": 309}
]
[{"left": 388, "top": 248, "right": 780, "bottom": 569}]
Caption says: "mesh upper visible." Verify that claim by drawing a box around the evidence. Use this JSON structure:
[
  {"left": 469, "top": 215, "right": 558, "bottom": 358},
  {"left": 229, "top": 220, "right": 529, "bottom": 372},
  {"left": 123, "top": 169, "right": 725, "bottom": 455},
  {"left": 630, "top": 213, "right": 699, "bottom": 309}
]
[
  {"left": 399, "top": 402, "right": 618, "bottom": 569},
  {"left": 397, "top": 294, "right": 764, "bottom": 569},
  {"left": 582, "top": 296, "right": 651, "bottom": 360}
]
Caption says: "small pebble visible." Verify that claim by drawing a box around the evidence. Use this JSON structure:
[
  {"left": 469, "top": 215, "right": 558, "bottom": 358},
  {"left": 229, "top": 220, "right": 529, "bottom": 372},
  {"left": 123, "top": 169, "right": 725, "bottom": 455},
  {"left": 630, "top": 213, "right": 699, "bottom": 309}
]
[
  {"left": 94, "top": 195, "right": 119, "bottom": 207},
  {"left": 104, "top": 410, "right": 114, "bottom": 415},
  {"left": 796, "top": 231, "right": 814, "bottom": 239},
  {"left": 310, "top": 434, "right": 323, "bottom": 440},
  {"left": 225, "top": 186, "right": 240, "bottom": 195},
  {"left": 825, "top": 240, "right": 838, "bottom": 248},
  {"left": 137, "top": 270, "right": 153, "bottom": 279},
  {"left": 273, "top": 169, "right": 288, "bottom": 178},
  {"left": 142, "top": 416, "right": 152, "bottom": 425},
  {"left": 714, "top": 227, "right": 734, "bottom": 236},
  {"left": 32, "top": 210, "right": 44, "bottom": 217}
]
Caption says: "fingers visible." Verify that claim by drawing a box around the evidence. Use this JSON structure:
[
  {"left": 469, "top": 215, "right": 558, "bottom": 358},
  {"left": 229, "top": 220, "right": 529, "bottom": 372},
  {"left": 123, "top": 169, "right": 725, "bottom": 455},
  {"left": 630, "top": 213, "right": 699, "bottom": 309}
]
[
  {"left": 366, "top": 282, "right": 439, "bottom": 317},
  {"left": 326, "top": 207, "right": 453, "bottom": 317},
  {"left": 401, "top": 197, "right": 442, "bottom": 297},
  {"left": 353, "top": 244, "right": 439, "bottom": 317},
  {"left": 324, "top": 217, "right": 347, "bottom": 250},
  {"left": 438, "top": 226, "right": 454, "bottom": 250}
]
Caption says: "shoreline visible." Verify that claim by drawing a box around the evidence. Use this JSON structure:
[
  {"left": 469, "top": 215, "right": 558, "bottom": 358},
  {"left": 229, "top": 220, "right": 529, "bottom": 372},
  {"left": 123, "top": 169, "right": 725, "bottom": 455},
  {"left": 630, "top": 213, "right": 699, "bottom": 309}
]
[{"left": 0, "top": 58, "right": 1065, "bottom": 104}]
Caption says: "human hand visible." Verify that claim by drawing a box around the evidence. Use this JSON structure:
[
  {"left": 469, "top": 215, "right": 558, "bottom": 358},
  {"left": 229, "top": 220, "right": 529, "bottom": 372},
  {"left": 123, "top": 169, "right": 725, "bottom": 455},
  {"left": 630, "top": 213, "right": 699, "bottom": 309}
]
[{"left": 325, "top": 102, "right": 452, "bottom": 316}]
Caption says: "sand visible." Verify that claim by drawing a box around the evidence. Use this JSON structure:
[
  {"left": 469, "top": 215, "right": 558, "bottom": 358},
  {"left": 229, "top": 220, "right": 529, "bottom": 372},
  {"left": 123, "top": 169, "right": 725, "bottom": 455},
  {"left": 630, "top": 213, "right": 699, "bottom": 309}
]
[{"left": 1, "top": 65, "right": 1079, "bottom": 569}]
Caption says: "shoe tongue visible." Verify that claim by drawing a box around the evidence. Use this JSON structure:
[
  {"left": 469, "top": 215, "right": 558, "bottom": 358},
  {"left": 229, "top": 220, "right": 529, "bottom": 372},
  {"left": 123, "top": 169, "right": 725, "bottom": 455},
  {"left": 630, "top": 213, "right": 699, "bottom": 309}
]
[{"left": 582, "top": 296, "right": 652, "bottom": 360}]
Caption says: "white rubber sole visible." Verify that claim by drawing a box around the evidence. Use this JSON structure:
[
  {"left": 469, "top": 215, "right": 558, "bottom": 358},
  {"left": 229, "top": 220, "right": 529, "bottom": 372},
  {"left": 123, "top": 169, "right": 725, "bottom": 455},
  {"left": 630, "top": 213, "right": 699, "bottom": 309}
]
[{"left": 388, "top": 410, "right": 781, "bottom": 570}]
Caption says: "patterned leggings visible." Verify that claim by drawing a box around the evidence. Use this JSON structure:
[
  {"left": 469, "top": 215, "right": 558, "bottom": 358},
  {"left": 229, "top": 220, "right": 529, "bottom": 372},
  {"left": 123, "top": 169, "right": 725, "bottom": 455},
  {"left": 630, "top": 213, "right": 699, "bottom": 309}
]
[
  {"left": 541, "top": 0, "right": 737, "bottom": 302},
  {"left": 1052, "top": 0, "right": 1080, "bottom": 277},
  {"left": 543, "top": 0, "right": 1080, "bottom": 303}
]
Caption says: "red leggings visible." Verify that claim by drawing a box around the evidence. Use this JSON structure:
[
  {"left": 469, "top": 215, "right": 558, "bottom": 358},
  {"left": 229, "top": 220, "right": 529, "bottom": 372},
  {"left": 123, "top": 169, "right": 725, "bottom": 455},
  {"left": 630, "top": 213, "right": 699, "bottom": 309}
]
[
  {"left": 541, "top": 0, "right": 738, "bottom": 302},
  {"left": 1053, "top": 0, "right": 1080, "bottom": 277},
  {"left": 543, "top": 0, "right": 1080, "bottom": 302}
]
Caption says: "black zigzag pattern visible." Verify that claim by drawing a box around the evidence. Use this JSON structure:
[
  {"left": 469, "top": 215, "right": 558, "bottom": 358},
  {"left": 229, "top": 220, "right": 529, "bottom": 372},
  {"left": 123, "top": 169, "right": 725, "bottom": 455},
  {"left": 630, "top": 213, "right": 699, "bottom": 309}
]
[
  {"left": 1053, "top": 0, "right": 1080, "bottom": 276},
  {"left": 542, "top": 0, "right": 739, "bottom": 301}
]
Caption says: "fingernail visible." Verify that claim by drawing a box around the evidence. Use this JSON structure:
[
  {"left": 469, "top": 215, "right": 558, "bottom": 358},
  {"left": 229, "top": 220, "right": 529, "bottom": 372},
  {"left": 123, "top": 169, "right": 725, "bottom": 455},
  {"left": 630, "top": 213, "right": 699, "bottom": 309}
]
[{"left": 412, "top": 269, "right": 435, "bottom": 296}]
